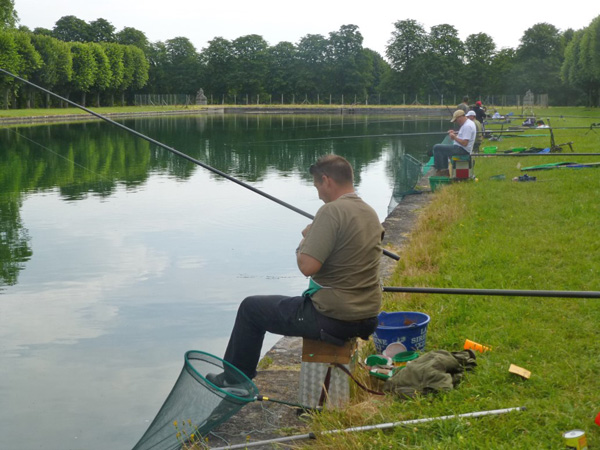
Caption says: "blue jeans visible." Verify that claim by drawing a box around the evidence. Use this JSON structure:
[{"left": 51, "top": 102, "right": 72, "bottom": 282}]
[
  {"left": 223, "top": 295, "right": 377, "bottom": 378},
  {"left": 433, "top": 144, "right": 469, "bottom": 170}
]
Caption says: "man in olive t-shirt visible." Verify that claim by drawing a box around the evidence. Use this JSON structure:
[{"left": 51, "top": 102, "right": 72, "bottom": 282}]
[{"left": 208, "top": 155, "right": 384, "bottom": 384}]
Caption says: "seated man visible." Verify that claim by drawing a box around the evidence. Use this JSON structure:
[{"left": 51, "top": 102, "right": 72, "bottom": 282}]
[
  {"left": 466, "top": 110, "right": 483, "bottom": 154},
  {"left": 208, "top": 154, "right": 384, "bottom": 386},
  {"left": 432, "top": 110, "right": 476, "bottom": 176}
]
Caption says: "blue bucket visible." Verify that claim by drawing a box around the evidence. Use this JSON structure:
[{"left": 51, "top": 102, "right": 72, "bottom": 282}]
[{"left": 372, "top": 311, "right": 430, "bottom": 354}]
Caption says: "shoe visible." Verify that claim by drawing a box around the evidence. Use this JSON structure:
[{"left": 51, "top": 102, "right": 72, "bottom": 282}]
[
  {"left": 206, "top": 372, "right": 238, "bottom": 388},
  {"left": 206, "top": 372, "right": 251, "bottom": 397}
]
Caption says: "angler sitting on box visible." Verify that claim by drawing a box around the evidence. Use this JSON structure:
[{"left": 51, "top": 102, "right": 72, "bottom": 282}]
[
  {"left": 432, "top": 110, "right": 476, "bottom": 177},
  {"left": 207, "top": 154, "right": 384, "bottom": 387}
]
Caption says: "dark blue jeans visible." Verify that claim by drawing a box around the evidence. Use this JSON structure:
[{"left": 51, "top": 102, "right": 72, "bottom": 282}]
[
  {"left": 433, "top": 144, "right": 469, "bottom": 170},
  {"left": 223, "top": 295, "right": 377, "bottom": 379}
]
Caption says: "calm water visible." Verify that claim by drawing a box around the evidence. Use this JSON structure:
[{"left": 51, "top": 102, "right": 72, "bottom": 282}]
[{"left": 0, "top": 113, "right": 446, "bottom": 449}]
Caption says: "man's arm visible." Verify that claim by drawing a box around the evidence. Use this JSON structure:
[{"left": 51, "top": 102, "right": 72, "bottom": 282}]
[
  {"left": 449, "top": 130, "right": 470, "bottom": 147},
  {"left": 296, "top": 228, "right": 323, "bottom": 276},
  {"left": 297, "top": 252, "right": 322, "bottom": 276}
]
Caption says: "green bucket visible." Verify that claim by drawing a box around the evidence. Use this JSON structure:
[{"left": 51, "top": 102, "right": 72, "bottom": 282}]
[
  {"left": 483, "top": 146, "right": 497, "bottom": 154},
  {"left": 429, "top": 176, "right": 451, "bottom": 192}
]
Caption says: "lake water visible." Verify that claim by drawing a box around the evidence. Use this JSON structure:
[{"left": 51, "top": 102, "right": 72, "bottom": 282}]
[{"left": 0, "top": 113, "right": 447, "bottom": 449}]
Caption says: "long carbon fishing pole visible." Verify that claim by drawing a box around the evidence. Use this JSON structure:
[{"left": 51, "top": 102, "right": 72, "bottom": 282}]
[
  {"left": 0, "top": 67, "right": 400, "bottom": 261},
  {"left": 210, "top": 406, "right": 525, "bottom": 449},
  {"left": 382, "top": 286, "right": 600, "bottom": 298},
  {"left": 472, "top": 153, "right": 600, "bottom": 157},
  {"left": 485, "top": 126, "right": 600, "bottom": 131},
  {"left": 254, "top": 130, "right": 447, "bottom": 144}
]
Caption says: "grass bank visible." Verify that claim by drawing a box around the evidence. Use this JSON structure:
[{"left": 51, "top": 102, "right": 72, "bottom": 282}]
[
  {"left": 0, "top": 104, "right": 219, "bottom": 118},
  {"left": 306, "top": 107, "right": 600, "bottom": 449}
]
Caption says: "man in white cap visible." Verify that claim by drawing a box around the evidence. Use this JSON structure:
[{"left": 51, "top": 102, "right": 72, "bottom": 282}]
[
  {"left": 432, "top": 109, "right": 477, "bottom": 176},
  {"left": 466, "top": 110, "right": 483, "bottom": 153}
]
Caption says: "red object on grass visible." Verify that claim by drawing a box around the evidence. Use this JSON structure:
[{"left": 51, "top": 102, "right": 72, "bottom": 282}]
[{"left": 595, "top": 411, "right": 600, "bottom": 426}]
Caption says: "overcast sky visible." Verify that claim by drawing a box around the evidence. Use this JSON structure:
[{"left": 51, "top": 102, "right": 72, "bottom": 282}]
[{"left": 13, "top": 0, "right": 599, "bottom": 57}]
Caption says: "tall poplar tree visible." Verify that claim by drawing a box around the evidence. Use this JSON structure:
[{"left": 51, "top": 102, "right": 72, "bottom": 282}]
[{"left": 0, "top": 0, "right": 18, "bottom": 30}]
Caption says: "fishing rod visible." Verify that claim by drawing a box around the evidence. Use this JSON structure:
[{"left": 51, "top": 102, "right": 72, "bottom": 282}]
[
  {"left": 382, "top": 286, "right": 600, "bottom": 298},
  {"left": 0, "top": 67, "right": 400, "bottom": 261},
  {"left": 485, "top": 126, "right": 599, "bottom": 131},
  {"left": 252, "top": 131, "right": 448, "bottom": 144},
  {"left": 472, "top": 153, "right": 600, "bottom": 157},
  {"left": 210, "top": 406, "right": 525, "bottom": 449},
  {"left": 267, "top": 117, "right": 457, "bottom": 133}
]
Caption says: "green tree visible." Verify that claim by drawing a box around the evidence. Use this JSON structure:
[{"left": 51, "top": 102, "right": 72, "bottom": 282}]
[
  {"left": 327, "top": 24, "right": 369, "bottom": 99},
  {"left": 199, "top": 37, "right": 233, "bottom": 101},
  {"left": 561, "top": 30, "right": 586, "bottom": 105},
  {"left": 230, "top": 34, "right": 268, "bottom": 100},
  {"left": 296, "top": 34, "right": 329, "bottom": 99},
  {"left": 0, "top": 0, "right": 18, "bottom": 30},
  {"left": 32, "top": 27, "right": 53, "bottom": 37},
  {"left": 363, "top": 48, "right": 390, "bottom": 103},
  {"left": 164, "top": 36, "right": 200, "bottom": 94},
  {"left": 88, "top": 18, "right": 115, "bottom": 43},
  {"left": 70, "top": 42, "right": 97, "bottom": 104},
  {"left": 146, "top": 41, "right": 169, "bottom": 94},
  {"left": 422, "top": 24, "right": 465, "bottom": 99},
  {"left": 128, "top": 45, "right": 149, "bottom": 91},
  {"left": 265, "top": 41, "right": 298, "bottom": 102},
  {"left": 121, "top": 45, "right": 149, "bottom": 103},
  {"left": 578, "top": 18, "right": 600, "bottom": 106},
  {"left": 511, "top": 23, "right": 564, "bottom": 103},
  {"left": 488, "top": 47, "right": 516, "bottom": 96},
  {"left": 562, "top": 17, "right": 600, "bottom": 106},
  {"left": 464, "top": 33, "right": 496, "bottom": 98},
  {"left": 115, "top": 27, "right": 149, "bottom": 52},
  {"left": 53, "top": 15, "right": 90, "bottom": 42},
  {"left": 0, "top": 30, "right": 18, "bottom": 108},
  {"left": 385, "top": 19, "right": 428, "bottom": 100},
  {"left": 90, "top": 43, "right": 112, "bottom": 106},
  {"left": 386, "top": 19, "right": 428, "bottom": 72},
  {"left": 100, "top": 42, "right": 124, "bottom": 105},
  {"left": 10, "top": 30, "right": 42, "bottom": 107},
  {"left": 30, "top": 34, "right": 73, "bottom": 107}
]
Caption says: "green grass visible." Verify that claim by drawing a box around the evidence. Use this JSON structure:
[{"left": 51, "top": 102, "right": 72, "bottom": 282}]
[
  {"left": 0, "top": 104, "right": 218, "bottom": 118},
  {"left": 301, "top": 107, "right": 600, "bottom": 449}
]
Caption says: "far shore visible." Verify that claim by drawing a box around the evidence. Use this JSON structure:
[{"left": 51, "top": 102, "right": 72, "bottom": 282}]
[{"left": 0, "top": 104, "right": 458, "bottom": 125}]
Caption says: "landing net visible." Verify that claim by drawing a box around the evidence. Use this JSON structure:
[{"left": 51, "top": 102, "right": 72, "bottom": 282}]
[{"left": 132, "top": 350, "right": 258, "bottom": 450}]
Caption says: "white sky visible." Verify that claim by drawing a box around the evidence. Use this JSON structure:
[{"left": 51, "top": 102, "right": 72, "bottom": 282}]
[{"left": 13, "top": 0, "right": 599, "bottom": 57}]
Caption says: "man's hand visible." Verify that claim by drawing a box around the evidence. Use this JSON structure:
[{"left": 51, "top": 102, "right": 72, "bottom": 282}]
[{"left": 301, "top": 224, "right": 311, "bottom": 237}]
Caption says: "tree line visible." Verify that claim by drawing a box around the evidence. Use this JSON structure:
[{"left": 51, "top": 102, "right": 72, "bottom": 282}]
[{"left": 1, "top": 0, "right": 600, "bottom": 107}]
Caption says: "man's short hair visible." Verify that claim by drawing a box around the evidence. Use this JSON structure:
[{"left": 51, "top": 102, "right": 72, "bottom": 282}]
[{"left": 310, "top": 154, "right": 354, "bottom": 185}]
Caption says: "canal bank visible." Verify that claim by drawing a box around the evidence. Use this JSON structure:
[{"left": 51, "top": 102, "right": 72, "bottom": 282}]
[
  {"left": 0, "top": 105, "right": 448, "bottom": 126},
  {"left": 204, "top": 178, "right": 434, "bottom": 448}
]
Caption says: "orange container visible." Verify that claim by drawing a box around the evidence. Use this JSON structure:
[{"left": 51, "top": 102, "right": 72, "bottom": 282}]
[{"left": 464, "top": 339, "right": 491, "bottom": 353}]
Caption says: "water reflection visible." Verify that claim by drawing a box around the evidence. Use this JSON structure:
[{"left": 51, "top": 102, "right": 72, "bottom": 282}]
[{"left": 0, "top": 114, "right": 445, "bottom": 449}]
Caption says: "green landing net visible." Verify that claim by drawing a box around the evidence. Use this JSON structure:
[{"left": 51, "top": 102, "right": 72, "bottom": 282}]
[
  {"left": 132, "top": 350, "right": 258, "bottom": 450},
  {"left": 387, "top": 154, "right": 424, "bottom": 214}
]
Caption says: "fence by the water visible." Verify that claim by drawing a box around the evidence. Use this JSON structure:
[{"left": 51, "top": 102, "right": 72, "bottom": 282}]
[
  {"left": 134, "top": 94, "right": 195, "bottom": 106},
  {"left": 133, "top": 92, "right": 550, "bottom": 109}
]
